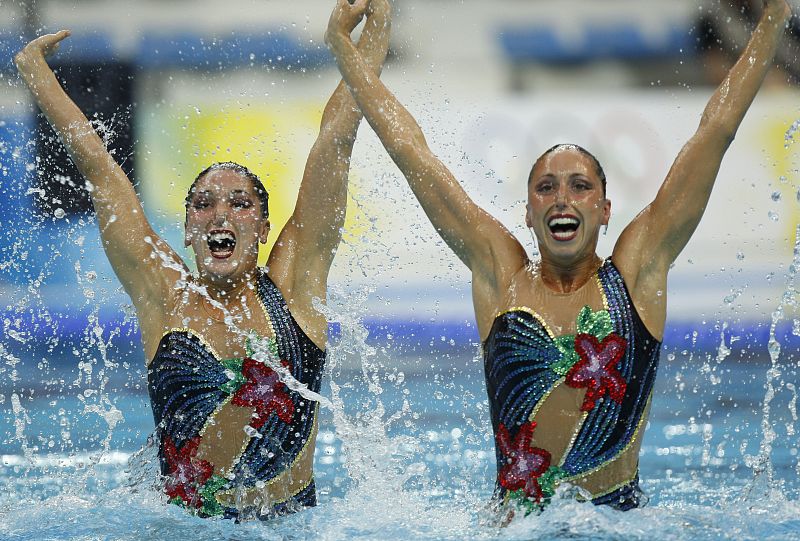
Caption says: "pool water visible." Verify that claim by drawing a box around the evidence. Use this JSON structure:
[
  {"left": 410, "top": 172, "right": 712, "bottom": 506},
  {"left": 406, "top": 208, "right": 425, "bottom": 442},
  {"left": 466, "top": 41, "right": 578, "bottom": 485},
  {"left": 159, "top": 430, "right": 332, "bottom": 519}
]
[{"left": 1, "top": 324, "right": 799, "bottom": 541}]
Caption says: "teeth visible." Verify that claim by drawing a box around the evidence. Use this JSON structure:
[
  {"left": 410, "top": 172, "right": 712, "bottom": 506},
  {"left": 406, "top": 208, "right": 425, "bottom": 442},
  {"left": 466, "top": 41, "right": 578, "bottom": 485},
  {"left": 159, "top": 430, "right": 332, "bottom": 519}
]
[
  {"left": 548, "top": 217, "right": 579, "bottom": 227},
  {"left": 209, "top": 231, "right": 235, "bottom": 243}
]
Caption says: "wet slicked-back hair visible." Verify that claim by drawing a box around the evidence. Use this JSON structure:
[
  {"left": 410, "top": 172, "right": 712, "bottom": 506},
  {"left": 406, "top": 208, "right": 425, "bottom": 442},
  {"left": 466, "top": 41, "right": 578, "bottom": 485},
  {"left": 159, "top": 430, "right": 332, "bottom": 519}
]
[
  {"left": 184, "top": 162, "right": 270, "bottom": 220},
  {"left": 528, "top": 144, "right": 607, "bottom": 197}
]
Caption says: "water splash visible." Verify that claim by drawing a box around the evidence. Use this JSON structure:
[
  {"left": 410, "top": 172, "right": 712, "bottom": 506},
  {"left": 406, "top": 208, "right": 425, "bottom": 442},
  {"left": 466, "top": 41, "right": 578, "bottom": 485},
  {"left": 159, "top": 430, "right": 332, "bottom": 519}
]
[
  {"left": 784, "top": 118, "right": 800, "bottom": 148},
  {"left": 741, "top": 224, "right": 800, "bottom": 504},
  {"left": 309, "top": 287, "right": 475, "bottom": 538}
]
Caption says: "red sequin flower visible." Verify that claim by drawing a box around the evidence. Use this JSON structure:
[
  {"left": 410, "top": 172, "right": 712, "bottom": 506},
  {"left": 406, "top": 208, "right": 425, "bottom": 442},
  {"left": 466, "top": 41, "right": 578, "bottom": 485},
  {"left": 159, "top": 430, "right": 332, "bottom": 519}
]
[
  {"left": 162, "top": 435, "right": 214, "bottom": 508},
  {"left": 231, "top": 358, "right": 295, "bottom": 428},
  {"left": 496, "top": 421, "right": 552, "bottom": 501},
  {"left": 565, "top": 333, "right": 627, "bottom": 411}
]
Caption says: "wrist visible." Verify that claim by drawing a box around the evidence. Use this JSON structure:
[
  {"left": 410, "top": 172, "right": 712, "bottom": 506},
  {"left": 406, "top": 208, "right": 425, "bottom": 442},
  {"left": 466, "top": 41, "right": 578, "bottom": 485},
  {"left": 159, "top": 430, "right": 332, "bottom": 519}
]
[
  {"left": 325, "top": 28, "right": 353, "bottom": 52},
  {"left": 14, "top": 49, "right": 43, "bottom": 75}
]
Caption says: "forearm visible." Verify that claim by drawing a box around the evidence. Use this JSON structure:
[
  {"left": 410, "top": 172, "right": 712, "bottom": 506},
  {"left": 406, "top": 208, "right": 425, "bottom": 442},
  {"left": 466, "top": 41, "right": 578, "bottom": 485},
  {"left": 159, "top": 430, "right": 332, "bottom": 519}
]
[
  {"left": 329, "top": 31, "right": 504, "bottom": 269},
  {"left": 633, "top": 6, "right": 790, "bottom": 268},
  {"left": 290, "top": 5, "right": 392, "bottom": 257},
  {"left": 327, "top": 31, "right": 428, "bottom": 174},
  {"left": 700, "top": 6, "right": 789, "bottom": 138},
  {"left": 15, "top": 53, "right": 139, "bottom": 216},
  {"left": 16, "top": 55, "right": 118, "bottom": 180},
  {"left": 16, "top": 48, "right": 166, "bottom": 284},
  {"left": 318, "top": 4, "right": 391, "bottom": 140}
]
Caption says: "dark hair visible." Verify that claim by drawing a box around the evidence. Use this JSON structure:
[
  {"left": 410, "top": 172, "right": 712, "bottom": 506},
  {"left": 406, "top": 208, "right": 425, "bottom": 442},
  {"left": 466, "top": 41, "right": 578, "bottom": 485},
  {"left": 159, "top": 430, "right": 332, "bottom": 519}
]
[
  {"left": 529, "top": 144, "right": 607, "bottom": 196},
  {"left": 184, "top": 162, "right": 269, "bottom": 219}
]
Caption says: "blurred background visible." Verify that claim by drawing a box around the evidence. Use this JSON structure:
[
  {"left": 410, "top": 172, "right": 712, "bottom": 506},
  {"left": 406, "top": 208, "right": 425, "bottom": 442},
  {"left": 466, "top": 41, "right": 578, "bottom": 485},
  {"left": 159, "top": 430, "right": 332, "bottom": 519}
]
[{"left": 1, "top": 0, "right": 799, "bottom": 360}]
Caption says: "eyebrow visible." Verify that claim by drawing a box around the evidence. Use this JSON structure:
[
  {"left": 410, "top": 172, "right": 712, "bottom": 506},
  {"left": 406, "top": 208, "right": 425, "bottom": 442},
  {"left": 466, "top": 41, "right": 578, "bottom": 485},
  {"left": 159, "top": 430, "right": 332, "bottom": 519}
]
[{"left": 192, "top": 189, "right": 252, "bottom": 198}]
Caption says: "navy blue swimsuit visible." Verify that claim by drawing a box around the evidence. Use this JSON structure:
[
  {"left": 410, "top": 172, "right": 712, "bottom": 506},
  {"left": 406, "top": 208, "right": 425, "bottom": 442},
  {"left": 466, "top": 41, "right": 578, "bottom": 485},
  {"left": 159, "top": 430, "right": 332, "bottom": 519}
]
[
  {"left": 483, "top": 259, "right": 660, "bottom": 511},
  {"left": 148, "top": 269, "right": 325, "bottom": 519}
]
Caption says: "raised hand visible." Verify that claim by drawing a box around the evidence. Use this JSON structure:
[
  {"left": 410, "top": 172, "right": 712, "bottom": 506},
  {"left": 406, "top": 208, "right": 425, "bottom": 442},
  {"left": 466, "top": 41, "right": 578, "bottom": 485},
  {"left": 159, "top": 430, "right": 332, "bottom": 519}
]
[
  {"left": 326, "top": 0, "right": 371, "bottom": 45},
  {"left": 366, "top": 0, "right": 390, "bottom": 21},
  {"left": 763, "top": 0, "right": 792, "bottom": 20},
  {"left": 14, "top": 30, "right": 71, "bottom": 72}
]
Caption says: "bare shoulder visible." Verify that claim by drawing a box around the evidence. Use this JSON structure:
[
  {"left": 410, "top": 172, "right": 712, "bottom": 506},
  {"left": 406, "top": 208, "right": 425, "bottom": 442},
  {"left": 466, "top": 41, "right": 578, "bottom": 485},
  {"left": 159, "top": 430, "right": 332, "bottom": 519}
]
[
  {"left": 612, "top": 214, "right": 669, "bottom": 341},
  {"left": 473, "top": 248, "right": 531, "bottom": 341},
  {"left": 139, "top": 286, "right": 184, "bottom": 364},
  {"left": 262, "top": 264, "right": 328, "bottom": 351}
]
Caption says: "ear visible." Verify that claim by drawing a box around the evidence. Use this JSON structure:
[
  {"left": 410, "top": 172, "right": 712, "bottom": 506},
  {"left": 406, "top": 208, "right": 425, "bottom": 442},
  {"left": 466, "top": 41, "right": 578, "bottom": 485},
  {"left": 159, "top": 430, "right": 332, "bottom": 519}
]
[
  {"left": 602, "top": 198, "right": 612, "bottom": 226},
  {"left": 184, "top": 228, "right": 191, "bottom": 247},
  {"left": 525, "top": 203, "right": 533, "bottom": 228},
  {"left": 259, "top": 219, "right": 271, "bottom": 244}
]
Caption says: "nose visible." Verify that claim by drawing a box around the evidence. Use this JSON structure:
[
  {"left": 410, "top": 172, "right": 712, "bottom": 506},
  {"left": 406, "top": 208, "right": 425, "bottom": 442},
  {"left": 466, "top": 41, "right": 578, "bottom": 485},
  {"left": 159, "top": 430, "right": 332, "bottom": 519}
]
[
  {"left": 555, "top": 184, "right": 568, "bottom": 208},
  {"left": 213, "top": 203, "right": 228, "bottom": 225}
]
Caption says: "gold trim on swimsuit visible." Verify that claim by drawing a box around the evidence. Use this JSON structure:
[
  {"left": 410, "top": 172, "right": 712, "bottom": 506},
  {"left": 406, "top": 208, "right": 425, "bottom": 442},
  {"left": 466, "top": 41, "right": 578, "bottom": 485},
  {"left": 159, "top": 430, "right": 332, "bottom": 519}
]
[
  {"left": 562, "top": 393, "right": 652, "bottom": 495},
  {"left": 491, "top": 260, "right": 609, "bottom": 339}
]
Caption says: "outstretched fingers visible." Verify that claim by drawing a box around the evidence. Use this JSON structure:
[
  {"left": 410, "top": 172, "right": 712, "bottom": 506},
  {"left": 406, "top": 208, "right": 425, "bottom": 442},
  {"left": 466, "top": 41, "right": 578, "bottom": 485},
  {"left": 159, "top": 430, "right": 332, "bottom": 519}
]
[{"left": 28, "top": 30, "right": 71, "bottom": 57}]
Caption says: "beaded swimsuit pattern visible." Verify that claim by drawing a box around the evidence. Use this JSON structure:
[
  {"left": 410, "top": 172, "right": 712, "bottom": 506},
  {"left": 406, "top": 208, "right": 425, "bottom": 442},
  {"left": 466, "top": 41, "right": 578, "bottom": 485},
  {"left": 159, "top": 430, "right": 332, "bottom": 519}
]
[
  {"left": 148, "top": 269, "right": 325, "bottom": 519},
  {"left": 483, "top": 259, "right": 660, "bottom": 512}
]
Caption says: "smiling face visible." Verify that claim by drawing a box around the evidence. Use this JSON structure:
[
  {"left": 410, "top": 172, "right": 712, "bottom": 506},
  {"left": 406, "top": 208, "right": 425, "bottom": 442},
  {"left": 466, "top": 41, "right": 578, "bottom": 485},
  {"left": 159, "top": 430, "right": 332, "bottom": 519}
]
[
  {"left": 184, "top": 169, "right": 270, "bottom": 289},
  {"left": 526, "top": 147, "right": 611, "bottom": 265}
]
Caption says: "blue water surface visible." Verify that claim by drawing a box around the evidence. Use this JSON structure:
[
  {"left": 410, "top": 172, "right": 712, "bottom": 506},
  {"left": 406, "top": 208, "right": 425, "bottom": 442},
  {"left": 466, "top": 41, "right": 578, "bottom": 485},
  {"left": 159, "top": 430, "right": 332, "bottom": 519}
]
[{"left": 1, "top": 333, "right": 799, "bottom": 540}]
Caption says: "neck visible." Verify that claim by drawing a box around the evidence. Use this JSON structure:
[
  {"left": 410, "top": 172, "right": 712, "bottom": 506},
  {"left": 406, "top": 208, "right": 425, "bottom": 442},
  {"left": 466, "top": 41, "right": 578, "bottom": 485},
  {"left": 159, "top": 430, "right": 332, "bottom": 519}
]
[
  {"left": 202, "top": 271, "right": 255, "bottom": 304},
  {"left": 538, "top": 252, "right": 602, "bottom": 294}
]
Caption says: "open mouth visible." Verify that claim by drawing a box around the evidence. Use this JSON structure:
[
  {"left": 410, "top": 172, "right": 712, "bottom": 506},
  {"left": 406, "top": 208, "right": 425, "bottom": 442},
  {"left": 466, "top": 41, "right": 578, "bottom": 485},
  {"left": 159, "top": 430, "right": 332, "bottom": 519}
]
[
  {"left": 547, "top": 214, "right": 580, "bottom": 242},
  {"left": 206, "top": 229, "right": 236, "bottom": 259}
]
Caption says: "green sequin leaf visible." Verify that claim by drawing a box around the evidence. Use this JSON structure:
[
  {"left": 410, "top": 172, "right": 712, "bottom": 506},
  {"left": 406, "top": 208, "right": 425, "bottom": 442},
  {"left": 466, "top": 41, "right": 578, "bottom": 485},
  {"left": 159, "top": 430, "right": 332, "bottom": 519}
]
[
  {"left": 538, "top": 466, "right": 568, "bottom": 499},
  {"left": 554, "top": 334, "right": 575, "bottom": 353},
  {"left": 576, "top": 306, "right": 613, "bottom": 339},
  {"left": 198, "top": 475, "right": 227, "bottom": 517},
  {"left": 550, "top": 350, "right": 579, "bottom": 377},
  {"left": 221, "top": 357, "right": 243, "bottom": 373},
  {"left": 219, "top": 358, "right": 245, "bottom": 395},
  {"left": 550, "top": 334, "right": 578, "bottom": 376},
  {"left": 246, "top": 335, "right": 280, "bottom": 361},
  {"left": 507, "top": 489, "right": 539, "bottom": 517}
]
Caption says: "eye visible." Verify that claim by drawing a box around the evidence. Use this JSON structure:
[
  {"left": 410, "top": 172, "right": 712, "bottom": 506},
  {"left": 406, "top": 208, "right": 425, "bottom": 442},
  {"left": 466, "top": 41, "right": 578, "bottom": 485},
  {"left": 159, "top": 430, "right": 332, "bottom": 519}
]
[
  {"left": 572, "top": 180, "right": 592, "bottom": 191},
  {"left": 231, "top": 198, "right": 253, "bottom": 209},
  {"left": 191, "top": 199, "right": 210, "bottom": 210},
  {"left": 536, "top": 182, "right": 554, "bottom": 194}
]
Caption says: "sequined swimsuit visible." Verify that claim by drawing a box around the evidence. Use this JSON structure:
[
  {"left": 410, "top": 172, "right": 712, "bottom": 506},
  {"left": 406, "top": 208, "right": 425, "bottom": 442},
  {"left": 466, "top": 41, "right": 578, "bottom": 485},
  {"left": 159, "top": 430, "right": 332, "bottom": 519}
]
[
  {"left": 483, "top": 259, "right": 660, "bottom": 511},
  {"left": 147, "top": 269, "right": 325, "bottom": 519}
]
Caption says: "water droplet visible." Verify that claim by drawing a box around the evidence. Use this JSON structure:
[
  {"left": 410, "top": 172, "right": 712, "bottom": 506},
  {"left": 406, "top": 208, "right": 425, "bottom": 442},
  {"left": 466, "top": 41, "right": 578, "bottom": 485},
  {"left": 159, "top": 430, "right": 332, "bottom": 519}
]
[
  {"left": 736, "top": 251, "right": 745, "bottom": 261},
  {"left": 768, "top": 211, "right": 779, "bottom": 222},
  {"left": 53, "top": 208, "right": 65, "bottom": 219},
  {"left": 771, "top": 191, "right": 782, "bottom": 202}
]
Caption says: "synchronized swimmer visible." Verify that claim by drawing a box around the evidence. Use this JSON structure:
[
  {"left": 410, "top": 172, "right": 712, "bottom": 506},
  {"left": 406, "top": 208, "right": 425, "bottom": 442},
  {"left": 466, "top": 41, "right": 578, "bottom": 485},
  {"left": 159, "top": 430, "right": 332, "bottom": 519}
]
[
  {"left": 326, "top": 0, "right": 791, "bottom": 515},
  {"left": 15, "top": 0, "right": 389, "bottom": 520},
  {"left": 14, "top": 0, "right": 792, "bottom": 522}
]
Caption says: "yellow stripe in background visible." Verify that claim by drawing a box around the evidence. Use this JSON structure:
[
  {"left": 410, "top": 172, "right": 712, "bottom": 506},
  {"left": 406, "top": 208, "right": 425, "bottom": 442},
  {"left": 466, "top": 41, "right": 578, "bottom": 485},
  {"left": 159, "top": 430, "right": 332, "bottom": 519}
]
[{"left": 759, "top": 115, "right": 799, "bottom": 250}]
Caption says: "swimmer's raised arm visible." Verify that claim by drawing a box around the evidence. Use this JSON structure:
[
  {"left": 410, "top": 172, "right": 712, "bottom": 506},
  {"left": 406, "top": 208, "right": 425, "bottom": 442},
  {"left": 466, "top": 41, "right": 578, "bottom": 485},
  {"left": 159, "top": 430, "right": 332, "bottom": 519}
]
[
  {"left": 15, "top": 32, "right": 185, "bottom": 327},
  {"left": 613, "top": 0, "right": 791, "bottom": 308},
  {"left": 269, "top": 0, "right": 391, "bottom": 340},
  {"left": 325, "top": 0, "right": 526, "bottom": 294}
]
